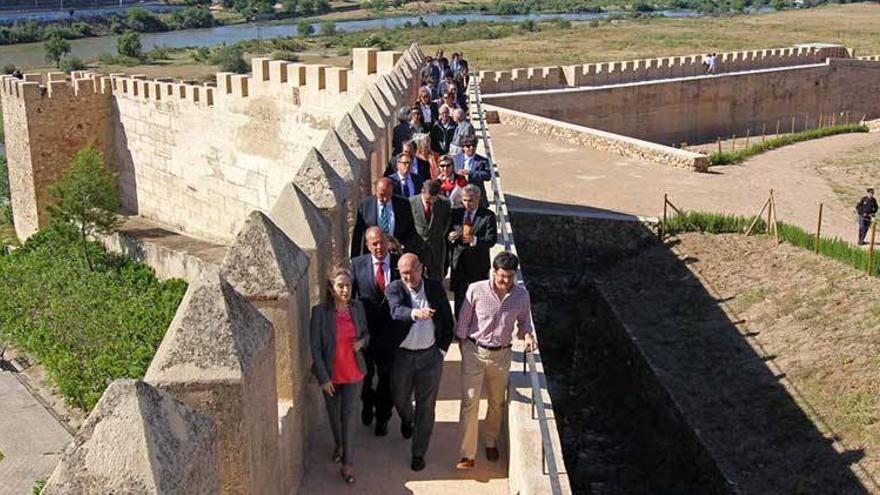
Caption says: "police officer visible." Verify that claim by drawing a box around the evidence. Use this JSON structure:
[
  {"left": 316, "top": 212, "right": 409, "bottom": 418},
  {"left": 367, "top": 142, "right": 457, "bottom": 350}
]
[{"left": 856, "top": 188, "right": 878, "bottom": 245}]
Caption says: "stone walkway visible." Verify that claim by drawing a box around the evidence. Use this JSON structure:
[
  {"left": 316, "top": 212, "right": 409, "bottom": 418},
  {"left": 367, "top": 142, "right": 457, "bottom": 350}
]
[
  {"left": 0, "top": 371, "right": 71, "bottom": 495},
  {"left": 489, "top": 122, "right": 880, "bottom": 243},
  {"left": 297, "top": 341, "right": 509, "bottom": 495}
]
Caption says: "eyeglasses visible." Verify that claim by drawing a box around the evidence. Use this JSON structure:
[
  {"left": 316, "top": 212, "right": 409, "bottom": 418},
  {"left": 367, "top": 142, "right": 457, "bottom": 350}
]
[
  {"left": 398, "top": 160, "right": 412, "bottom": 165},
  {"left": 463, "top": 144, "right": 475, "bottom": 148},
  {"left": 439, "top": 162, "right": 452, "bottom": 167}
]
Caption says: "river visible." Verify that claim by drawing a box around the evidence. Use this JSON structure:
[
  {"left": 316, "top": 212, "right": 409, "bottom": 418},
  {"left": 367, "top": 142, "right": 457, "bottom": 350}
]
[{"left": 0, "top": 10, "right": 704, "bottom": 69}]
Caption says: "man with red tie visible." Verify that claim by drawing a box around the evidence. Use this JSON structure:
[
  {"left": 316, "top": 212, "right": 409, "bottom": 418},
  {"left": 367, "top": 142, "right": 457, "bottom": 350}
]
[
  {"left": 350, "top": 227, "right": 400, "bottom": 435},
  {"left": 448, "top": 185, "right": 497, "bottom": 317},
  {"left": 409, "top": 180, "right": 452, "bottom": 281}
]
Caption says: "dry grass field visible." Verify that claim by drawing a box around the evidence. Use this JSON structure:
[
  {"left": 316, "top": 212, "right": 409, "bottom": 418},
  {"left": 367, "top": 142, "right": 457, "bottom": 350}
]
[{"left": 425, "top": 4, "right": 880, "bottom": 69}]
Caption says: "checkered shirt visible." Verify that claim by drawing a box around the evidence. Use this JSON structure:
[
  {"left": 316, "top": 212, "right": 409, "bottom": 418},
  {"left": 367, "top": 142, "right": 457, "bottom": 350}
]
[{"left": 455, "top": 279, "right": 534, "bottom": 347}]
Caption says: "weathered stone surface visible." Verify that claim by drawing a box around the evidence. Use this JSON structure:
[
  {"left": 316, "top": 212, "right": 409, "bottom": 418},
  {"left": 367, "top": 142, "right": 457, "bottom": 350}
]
[
  {"left": 335, "top": 113, "right": 370, "bottom": 162},
  {"left": 145, "top": 274, "right": 280, "bottom": 495},
  {"left": 318, "top": 129, "right": 361, "bottom": 186},
  {"left": 43, "top": 380, "right": 218, "bottom": 495},
  {"left": 292, "top": 148, "right": 348, "bottom": 211},
  {"left": 220, "top": 210, "right": 310, "bottom": 299}
]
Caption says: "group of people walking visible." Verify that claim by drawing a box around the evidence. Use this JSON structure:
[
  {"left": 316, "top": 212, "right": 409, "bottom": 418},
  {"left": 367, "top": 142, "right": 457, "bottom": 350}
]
[{"left": 308, "top": 50, "right": 535, "bottom": 485}]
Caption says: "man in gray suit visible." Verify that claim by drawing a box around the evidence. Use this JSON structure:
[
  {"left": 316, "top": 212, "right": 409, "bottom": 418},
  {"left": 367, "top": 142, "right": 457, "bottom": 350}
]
[{"left": 409, "top": 180, "right": 452, "bottom": 281}]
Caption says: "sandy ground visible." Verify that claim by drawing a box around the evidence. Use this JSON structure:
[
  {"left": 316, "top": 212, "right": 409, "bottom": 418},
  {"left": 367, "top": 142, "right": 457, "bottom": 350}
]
[
  {"left": 596, "top": 233, "right": 880, "bottom": 494},
  {"left": 489, "top": 122, "right": 880, "bottom": 244}
]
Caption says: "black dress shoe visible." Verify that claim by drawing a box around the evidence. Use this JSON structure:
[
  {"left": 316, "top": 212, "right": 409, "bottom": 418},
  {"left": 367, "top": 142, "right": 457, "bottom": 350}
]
[
  {"left": 374, "top": 421, "right": 388, "bottom": 437},
  {"left": 486, "top": 447, "right": 500, "bottom": 462},
  {"left": 411, "top": 456, "right": 426, "bottom": 471},
  {"left": 361, "top": 407, "right": 373, "bottom": 426},
  {"left": 401, "top": 420, "right": 413, "bottom": 439}
]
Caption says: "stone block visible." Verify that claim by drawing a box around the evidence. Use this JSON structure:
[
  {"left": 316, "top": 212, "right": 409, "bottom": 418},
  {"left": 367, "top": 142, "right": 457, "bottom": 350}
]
[
  {"left": 252, "top": 57, "right": 271, "bottom": 82},
  {"left": 43, "top": 380, "right": 218, "bottom": 494},
  {"left": 47, "top": 71, "right": 66, "bottom": 82},
  {"left": 306, "top": 65, "right": 327, "bottom": 92},
  {"left": 219, "top": 211, "right": 311, "bottom": 495},
  {"left": 268, "top": 60, "right": 288, "bottom": 84},
  {"left": 144, "top": 275, "right": 281, "bottom": 495},
  {"left": 48, "top": 80, "right": 71, "bottom": 98},
  {"left": 291, "top": 148, "right": 348, "bottom": 263},
  {"left": 269, "top": 183, "right": 332, "bottom": 306},
  {"left": 353, "top": 47, "right": 379, "bottom": 76},
  {"left": 325, "top": 67, "right": 348, "bottom": 93},
  {"left": 287, "top": 63, "right": 307, "bottom": 87},
  {"left": 377, "top": 50, "right": 403, "bottom": 74},
  {"left": 23, "top": 73, "right": 42, "bottom": 83},
  {"left": 231, "top": 74, "right": 250, "bottom": 97}
]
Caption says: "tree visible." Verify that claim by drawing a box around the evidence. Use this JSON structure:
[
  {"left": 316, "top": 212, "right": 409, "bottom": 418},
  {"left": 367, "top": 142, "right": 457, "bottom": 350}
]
[
  {"left": 318, "top": 20, "right": 337, "bottom": 37},
  {"left": 44, "top": 34, "right": 71, "bottom": 68},
  {"left": 297, "top": 19, "right": 314, "bottom": 37},
  {"left": 210, "top": 45, "right": 249, "bottom": 73},
  {"left": 47, "top": 147, "right": 120, "bottom": 272},
  {"left": 281, "top": 0, "right": 299, "bottom": 14},
  {"left": 117, "top": 31, "right": 143, "bottom": 59}
]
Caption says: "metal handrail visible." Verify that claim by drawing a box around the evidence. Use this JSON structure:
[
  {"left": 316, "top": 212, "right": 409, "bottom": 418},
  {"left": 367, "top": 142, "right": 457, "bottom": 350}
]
[{"left": 468, "top": 75, "right": 564, "bottom": 495}]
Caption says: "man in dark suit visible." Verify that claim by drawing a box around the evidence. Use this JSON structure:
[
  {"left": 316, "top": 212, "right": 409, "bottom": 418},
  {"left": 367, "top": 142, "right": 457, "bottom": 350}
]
[
  {"left": 448, "top": 184, "right": 498, "bottom": 317},
  {"left": 351, "top": 177, "right": 417, "bottom": 258},
  {"left": 410, "top": 180, "right": 451, "bottom": 281},
  {"left": 351, "top": 227, "right": 401, "bottom": 436},
  {"left": 452, "top": 136, "right": 492, "bottom": 208},
  {"left": 386, "top": 153, "right": 425, "bottom": 199},
  {"left": 385, "top": 140, "right": 429, "bottom": 183},
  {"left": 392, "top": 107, "right": 419, "bottom": 156},
  {"left": 386, "top": 253, "right": 454, "bottom": 472}
]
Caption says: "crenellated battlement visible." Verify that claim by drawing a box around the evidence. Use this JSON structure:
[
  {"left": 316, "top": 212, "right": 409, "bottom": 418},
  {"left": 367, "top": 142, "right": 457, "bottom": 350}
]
[{"left": 478, "top": 43, "right": 852, "bottom": 93}]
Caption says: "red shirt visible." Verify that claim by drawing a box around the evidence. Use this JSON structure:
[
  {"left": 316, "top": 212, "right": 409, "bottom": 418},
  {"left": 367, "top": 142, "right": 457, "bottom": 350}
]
[{"left": 331, "top": 310, "right": 364, "bottom": 384}]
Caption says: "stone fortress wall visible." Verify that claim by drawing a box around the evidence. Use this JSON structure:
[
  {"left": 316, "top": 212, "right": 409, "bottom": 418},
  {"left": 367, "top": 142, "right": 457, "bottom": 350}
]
[
  {"left": 1, "top": 50, "right": 407, "bottom": 244},
  {"left": 477, "top": 44, "right": 850, "bottom": 94},
  {"left": 1, "top": 45, "right": 424, "bottom": 494}
]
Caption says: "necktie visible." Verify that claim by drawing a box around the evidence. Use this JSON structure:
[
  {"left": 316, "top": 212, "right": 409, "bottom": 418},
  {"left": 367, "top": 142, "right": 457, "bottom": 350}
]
[
  {"left": 463, "top": 211, "right": 473, "bottom": 237},
  {"left": 375, "top": 261, "right": 386, "bottom": 292},
  {"left": 378, "top": 204, "right": 390, "bottom": 234},
  {"left": 402, "top": 178, "right": 410, "bottom": 197},
  {"left": 425, "top": 201, "right": 432, "bottom": 222}
]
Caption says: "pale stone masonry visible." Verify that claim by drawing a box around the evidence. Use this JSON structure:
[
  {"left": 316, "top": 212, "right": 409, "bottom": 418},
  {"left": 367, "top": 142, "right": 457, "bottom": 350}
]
[{"left": 22, "top": 45, "right": 424, "bottom": 494}]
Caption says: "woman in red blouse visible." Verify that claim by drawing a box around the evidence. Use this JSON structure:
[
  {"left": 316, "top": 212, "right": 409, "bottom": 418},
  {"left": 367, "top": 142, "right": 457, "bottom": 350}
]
[
  {"left": 437, "top": 154, "right": 468, "bottom": 207},
  {"left": 310, "top": 267, "right": 370, "bottom": 484}
]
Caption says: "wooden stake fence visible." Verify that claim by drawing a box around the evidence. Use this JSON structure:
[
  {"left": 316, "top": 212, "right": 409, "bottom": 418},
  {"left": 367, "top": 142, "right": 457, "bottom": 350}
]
[
  {"left": 744, "top": 128, "right": 750, "bottom": 148},
  {"left": 659, "top": 194, "right": 684, "bottom": 241},
  {"left": 815, "top": 203, "right": 823, "bottom": 254},
  {"left": 868, "top": 221, "right": 877, "bottom": 275}
]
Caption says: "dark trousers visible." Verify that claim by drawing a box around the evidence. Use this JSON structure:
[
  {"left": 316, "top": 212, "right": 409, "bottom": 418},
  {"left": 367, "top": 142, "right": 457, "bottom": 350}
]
[
  {"left": 859, "top": 215, "right": 873, "bottom": 244},
  {"left": 323, "top": 381, "right": 363, "bottom": 465},
  {"left": 393, "top": 346, "right": 444, "bottom": 458},
  {"left": 361, "top": 352, "right": 394, "bottom": 424}
]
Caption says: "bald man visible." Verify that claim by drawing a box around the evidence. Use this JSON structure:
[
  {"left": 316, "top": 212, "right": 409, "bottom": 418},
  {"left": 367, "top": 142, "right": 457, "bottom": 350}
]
[
  {"left": 385, "top": 253, "right": 454, "bottom": 472},
  {"left": 351, "top": 177, "right": 417, "bottom": 258}
]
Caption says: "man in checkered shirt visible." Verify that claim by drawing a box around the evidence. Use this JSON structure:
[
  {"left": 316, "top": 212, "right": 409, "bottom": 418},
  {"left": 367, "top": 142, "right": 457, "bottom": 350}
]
[{"left": 454, "top": 251, "right": 536, "bottom": 470}]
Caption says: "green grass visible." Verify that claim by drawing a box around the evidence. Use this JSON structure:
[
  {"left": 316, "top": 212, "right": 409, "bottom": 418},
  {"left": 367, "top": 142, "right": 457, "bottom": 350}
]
[
  {"left": 0, "top": 227, "right": 186, "bottom": 411},
  {"left": 664, "top": 211, "right": 878, "bottom": 276},
  {"left": 709, "top": 123, "right": 869, "bottom": 166}
]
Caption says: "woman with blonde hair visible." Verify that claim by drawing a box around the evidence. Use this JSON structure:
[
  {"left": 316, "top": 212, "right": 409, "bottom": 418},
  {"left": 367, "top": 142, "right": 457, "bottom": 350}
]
[
  {"left": 310, "top": 266, "right": 370, "bottom": 484},
  {"left": 412, "top": 131, "right": 440, "bottom": 180}
]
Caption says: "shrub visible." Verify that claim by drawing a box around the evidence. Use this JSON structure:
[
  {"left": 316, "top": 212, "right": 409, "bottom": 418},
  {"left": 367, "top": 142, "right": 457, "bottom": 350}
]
[
  {"left": 0, "top": 227, "right": 187, "bottom": 411},
  {"left": 59, "top": 56, "right": 87, "bottom": 72},
  {"left": 709, "top": 123, "right": 869, "bottom": 166},
  {"left": 273, "top": 50, "right": 299, "bottom": 61},
  {"left": 170, "top": 7, "right": 214, "bottom": 29},
  {"left": 210, "top": 45, "right": 249, "bottom": 73},
  {"left": 297, "top": 19, "right": 315, "bottom": 37},
  {"left": 192, "top": 46, "right": 212, "bottom": 62},
  {"left": 1, "top": 64, "right": 16, "bottom": 74},
  {"left": 47, "top": 147, "right": 121, "bottom": 272},
  {"left": 126, "top": 7, "right": 169, "bottom": 33},
  {"left": 145, "top": 45, "right": 173, "bottom": 60},
  {"left": 44, "top": 34, "right": 72, "bottom": 68},
  {"left": 117, "top": 31, "right": 143, "bottom": 59},
  {"left": 318, "top": 20, "right": 338, "bottom": 37},
  {"left": 551, "top": 17, "right": 573, "bottom": 29},
  {"left": 520, "top": 19, "right": 538, "bottom": 32}
]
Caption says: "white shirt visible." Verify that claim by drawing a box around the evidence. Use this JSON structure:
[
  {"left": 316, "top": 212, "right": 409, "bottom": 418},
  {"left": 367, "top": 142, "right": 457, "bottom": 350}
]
[
  {"left": 399, "top": 282, "right": 436, "bottom": 351},
  {"left": 396, "top": 173, "right": 417, "bottom": 197},
  {"left": 420, "top": 103, "right": 433, "bottom": 124},
  {"left": 376, "top": 199, "right": 396, "bottom": 235},
  {"left": 371, "top": 254, "right": 391, "bottom": 288}
]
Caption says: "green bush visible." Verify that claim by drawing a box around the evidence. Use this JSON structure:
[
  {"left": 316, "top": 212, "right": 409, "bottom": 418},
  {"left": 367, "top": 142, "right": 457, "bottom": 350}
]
[
  {"left": 170, "top": 6, "right": 214, "bottom": 29},
  {"left": 297, "top": 20, "right": 315, "bottom": 37},
  {"left": 272, "top": 50, "right": 299, "bottom": 61},
  {"left": 59, "top": 56, "right": 87, "bottom": 72},
  {"left": 211, "top": 45, "right": 249, "bottom": 73},
  {"left": 126, "top": 7, "right": 169, "bottom": 33},
  {"left": 709, "top": 123, "right": 869, "bottom": 166},
  {"left": 117, "top": 31, "right": 143, "bottom": 59},
  {"left": 663, "top": 210, "right": 878, "bottom": 276},
  {"left": 0, "top": 227, "right": 187, "bottom": 411},
  {"left": 318, "top": 20, "right": 337, "bottom": 37},
  {"left": 44, "top": 34, "right": 72, "bottom": 68}
]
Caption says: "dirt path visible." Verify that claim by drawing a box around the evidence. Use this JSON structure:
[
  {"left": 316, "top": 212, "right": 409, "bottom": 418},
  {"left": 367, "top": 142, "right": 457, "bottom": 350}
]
[{"left": 490, "top": 124, "right": 880, "bottom": 243}]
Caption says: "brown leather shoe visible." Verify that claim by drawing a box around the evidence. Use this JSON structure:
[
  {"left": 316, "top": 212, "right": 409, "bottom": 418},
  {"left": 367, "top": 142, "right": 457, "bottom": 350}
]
[
  {"left": 456, "top": 458, "right": 475, "bottom": 470},
  {"left": 485, "top": 447, "right": 500, "bottom": 462}
]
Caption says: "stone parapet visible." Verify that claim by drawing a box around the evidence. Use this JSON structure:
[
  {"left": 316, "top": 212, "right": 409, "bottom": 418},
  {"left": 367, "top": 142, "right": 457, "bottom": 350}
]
[
  {"left": 487, "top": 104, "right": 709, "bottom": 172},
  {"left": 478, "top": 44, "right": 851, "bottom": 94}
]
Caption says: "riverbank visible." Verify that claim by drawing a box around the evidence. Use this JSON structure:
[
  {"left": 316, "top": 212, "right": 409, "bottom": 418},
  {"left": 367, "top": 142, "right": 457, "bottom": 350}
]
[{"left": 3, "top": 4, "right": 879, "bottom": 76}]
